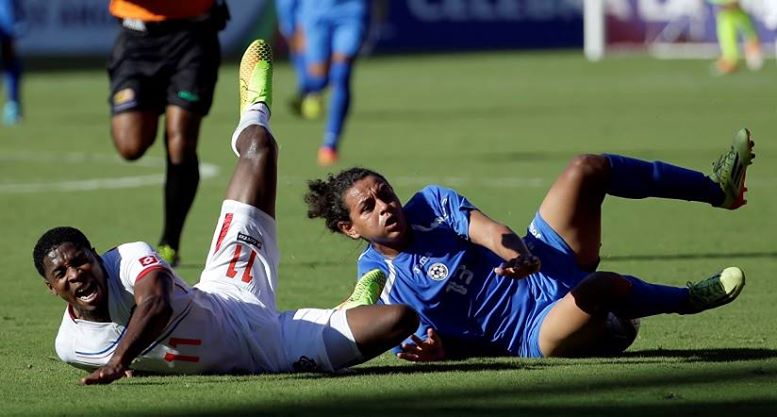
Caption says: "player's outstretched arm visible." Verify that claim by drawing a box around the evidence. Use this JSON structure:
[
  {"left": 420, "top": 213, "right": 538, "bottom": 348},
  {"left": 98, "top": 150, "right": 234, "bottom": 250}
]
[
  {"left": 80, "top": 271, "right": 174, "bottom": 385},
  {"left": 467, "top": 210, "right": 540, "bottom": 279}
]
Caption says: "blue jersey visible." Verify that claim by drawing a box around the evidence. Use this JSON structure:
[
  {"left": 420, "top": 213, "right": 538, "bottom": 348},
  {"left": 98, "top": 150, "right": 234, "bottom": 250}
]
[
  {"left": 275, "top": 0, "right": 299, "bottom": 38},
  {"left": 298, "top": 0, "right": 368, "bottom": 60},
  {"left": 357, "top": 186, "right": 540, "bottom": 356},
  {"left": 357, "top": 185, "right": 593, "bottom": 357},
  {"left": 0, "top": 0, "right": 22, "bottom": 38}
]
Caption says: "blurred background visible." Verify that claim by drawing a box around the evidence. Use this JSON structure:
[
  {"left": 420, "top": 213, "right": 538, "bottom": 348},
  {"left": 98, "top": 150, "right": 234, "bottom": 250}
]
[{"left": 7, "top": 0, "right": 776, "bottom": 60}]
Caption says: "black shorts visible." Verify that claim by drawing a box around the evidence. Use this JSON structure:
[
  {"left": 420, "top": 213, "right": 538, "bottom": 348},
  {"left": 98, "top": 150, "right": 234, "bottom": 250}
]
[{"left": 108, "top": 21, "right": 221, "bottom": 116}]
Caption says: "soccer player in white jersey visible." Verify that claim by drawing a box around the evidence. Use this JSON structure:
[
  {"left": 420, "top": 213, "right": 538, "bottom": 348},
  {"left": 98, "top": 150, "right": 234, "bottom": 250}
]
[
  {"left": 305, "top": 129, "right": 754, "bottom": 360},
  {"left": 32, "top": 40, "right": 418, "bottom": 385}
]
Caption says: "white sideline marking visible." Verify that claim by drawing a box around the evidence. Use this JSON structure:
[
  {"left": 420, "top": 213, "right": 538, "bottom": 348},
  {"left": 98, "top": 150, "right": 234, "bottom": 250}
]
[{"left": 0, "top": 153, "right": 219, "bottom": 194}]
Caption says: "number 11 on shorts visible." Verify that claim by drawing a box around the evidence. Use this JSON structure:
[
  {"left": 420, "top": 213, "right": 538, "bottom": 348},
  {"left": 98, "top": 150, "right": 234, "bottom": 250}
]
[{"left": 226, "top": 244, "right": 256, "bottom": 283}]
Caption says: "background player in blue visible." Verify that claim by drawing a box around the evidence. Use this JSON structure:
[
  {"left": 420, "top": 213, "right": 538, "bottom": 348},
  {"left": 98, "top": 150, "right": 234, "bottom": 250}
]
[
  {"left": 275, "top": 0, "right": 308, "bottom": 113},
  {"left": 297, "top": 0, "right": 369, "bottom": 166},
  {"left": 305, "top": 128, "right": 755, "bottom": 359},
  {"left": 0, "top": 0, "right": 22, "bottom": 125}
]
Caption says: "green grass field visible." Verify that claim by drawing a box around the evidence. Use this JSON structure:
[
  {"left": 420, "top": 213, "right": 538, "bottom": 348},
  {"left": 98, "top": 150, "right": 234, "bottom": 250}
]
[{"left": 1, "top": 51, "right": 776, "bottom": 416}]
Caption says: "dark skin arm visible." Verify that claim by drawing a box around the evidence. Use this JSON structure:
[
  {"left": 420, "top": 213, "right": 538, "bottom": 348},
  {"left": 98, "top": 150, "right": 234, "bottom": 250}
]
[
  {"left": 467, "top": 210, "right": 541, "bottom": 279},
  {"left": 80, "top": 270, "right": 174, "bottom": 385}
]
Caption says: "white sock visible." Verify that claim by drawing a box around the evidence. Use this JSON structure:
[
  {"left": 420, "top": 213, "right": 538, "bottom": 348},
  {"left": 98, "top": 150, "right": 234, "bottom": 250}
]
[{"left": 230, "top": 103, "right": 273, "bottom": 157}]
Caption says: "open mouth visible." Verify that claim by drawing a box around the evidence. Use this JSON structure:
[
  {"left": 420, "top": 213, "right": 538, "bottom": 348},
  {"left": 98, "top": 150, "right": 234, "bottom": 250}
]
[
  {"left": 384, "top": 215, "right": 398, "bottom": 229},
  {"left": 74, "top": 281, "right": 98, "bottom": 304}
]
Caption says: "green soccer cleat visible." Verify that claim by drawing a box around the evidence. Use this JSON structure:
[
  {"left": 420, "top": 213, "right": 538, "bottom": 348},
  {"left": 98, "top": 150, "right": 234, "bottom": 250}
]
[
  {"left": 157, "top": 244, "right": 180, "bottom": 268},
  {"left": 239, "top": 39, "right": 273, "bottom": 115},
  {"left": 711, "top": 128, "right": 755, "bottom": 209},
  {"left": 336, "top": 269, "right": 387, "bottom": 310},
  {"left": 682, "top": 267, "right": 745, "bottom": 314}
]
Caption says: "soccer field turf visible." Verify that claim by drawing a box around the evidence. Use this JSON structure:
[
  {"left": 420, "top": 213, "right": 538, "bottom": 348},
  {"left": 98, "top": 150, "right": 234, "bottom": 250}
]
[{"left": 1, "top": 51, "right": 776, "bottom": 416}]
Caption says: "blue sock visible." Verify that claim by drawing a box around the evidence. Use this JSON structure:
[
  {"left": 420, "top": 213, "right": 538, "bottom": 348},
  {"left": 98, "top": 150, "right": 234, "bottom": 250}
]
[
  {"left": 4, "top": 56, "right": 21, "bottom": 104},
  {"left": 290, "top": 51, "right": 307, "bottom": 94},
  {"left": 604, "top": 154, "right": 724, "bottom": 205},
  {"left": 621, "top": 275, "right": 689, "bottom": 317},
  {"left": 322, "top": 61, "right": 353, "bottom": 150}
]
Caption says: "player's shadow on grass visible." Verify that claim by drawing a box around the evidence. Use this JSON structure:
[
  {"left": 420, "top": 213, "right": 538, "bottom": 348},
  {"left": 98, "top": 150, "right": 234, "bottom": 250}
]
[
  {"left": 605, "top": 250, "right": 777, "bottom": 262},
  {"left": 147, "top": 363, "right": 777, "bottom": 417},
  {"left": 623, "top": 347, "right": 777, "bottom": 362}
]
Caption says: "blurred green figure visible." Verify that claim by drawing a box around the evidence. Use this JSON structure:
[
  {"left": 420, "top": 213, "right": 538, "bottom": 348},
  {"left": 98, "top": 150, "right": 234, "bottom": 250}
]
[{"left": 709, "top": 0, "right": 762, "bottom": 74}]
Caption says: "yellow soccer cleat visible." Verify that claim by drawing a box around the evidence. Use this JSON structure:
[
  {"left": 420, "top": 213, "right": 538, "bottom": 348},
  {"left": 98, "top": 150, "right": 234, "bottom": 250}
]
[
  {"left": 336, "top": 269, "right": 387, "bottom": 310},
  {"left": 239, "top": 39, "right": 273, "bottom": 115},
  {"left": 711, "top": 128, "right": 755, "bottom": 209},
  {"left": 157, "top": 244, "right": 180, "bottom": 268},
  {"left": 682, "top": 267, "right": 745, "bottom": 314},
  {"left": 301, "top": 93, "right": 323, "bottom": 120}
]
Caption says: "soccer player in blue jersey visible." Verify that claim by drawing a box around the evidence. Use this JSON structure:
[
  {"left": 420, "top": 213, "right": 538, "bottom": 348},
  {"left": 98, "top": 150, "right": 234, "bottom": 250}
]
[
  {"left": 275, "top": 0, "right": 308, "bottom": 113},
  {"left": 296, "top": 0, "right": 369, "bottom": 166},
  {"left": 0, "top": 0, "right": 22, "bottom": 125},
  {"left": 305, "top": 129, "right": 755, "bottom": 359}
]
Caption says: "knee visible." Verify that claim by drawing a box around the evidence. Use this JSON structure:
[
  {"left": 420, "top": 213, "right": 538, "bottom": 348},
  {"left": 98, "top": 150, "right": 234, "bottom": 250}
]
[
  {"left": 562, "top": 154, "right": 610, "bottom": 188},
  {"left": 113, "top": 136, "right": 149, "bottom": 161},
  {"left": 112, "top": 124, "right": 153, "bottom": 161}
]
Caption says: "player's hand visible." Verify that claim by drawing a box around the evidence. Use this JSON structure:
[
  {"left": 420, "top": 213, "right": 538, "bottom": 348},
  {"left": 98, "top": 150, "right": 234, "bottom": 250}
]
[
  {"left": 494, "top": 254, "right": 541, "bottom": 279},
  {"left": 397, "top": 328, "right": 446, "bottom": 362},
  {"left": 80, "top": 363, "right": 133, "bottom": 385}
]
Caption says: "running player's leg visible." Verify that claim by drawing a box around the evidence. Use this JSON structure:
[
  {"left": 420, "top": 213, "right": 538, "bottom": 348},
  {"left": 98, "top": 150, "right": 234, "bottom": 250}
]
[
  {"left": 299, "top": 7, "right": 330, "bottom": 123},
  {"left": 157, "top": 106, "right": 202, "bottom": 264},
  {"left": 155, "top": 25, "right": 220, "bottom": 265},
  {"left": 318, "top": 11, "right": 367, "bottom": 166}
]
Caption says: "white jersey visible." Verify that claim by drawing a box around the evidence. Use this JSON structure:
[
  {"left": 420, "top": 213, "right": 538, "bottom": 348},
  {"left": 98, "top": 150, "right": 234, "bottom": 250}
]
[{"left": 54, "top": 200, "right": 361, "bottom": 375}]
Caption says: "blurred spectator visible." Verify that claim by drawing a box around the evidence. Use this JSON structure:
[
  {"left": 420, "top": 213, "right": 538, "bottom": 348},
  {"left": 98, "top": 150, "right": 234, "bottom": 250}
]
[
  {"left": 107, "top": 0, "right": 229, "bottom": 266},
  {"left": 709, "top": 0, "right": 762, "bottom": 74},
  {"left": 0, "top": 0, "right": 22, "bottom": 125},
  {"left": 297, "top": 0, "right": 370, "bottom": 167}
]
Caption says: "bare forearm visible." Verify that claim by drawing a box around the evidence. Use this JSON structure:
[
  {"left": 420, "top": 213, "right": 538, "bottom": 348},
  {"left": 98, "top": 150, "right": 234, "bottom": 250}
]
[
  {"left": 109, "top": 296, "right": 172, "bottom": 368},
  {"left": 473, "top": 220, "right": 530, "bottom": 261}
]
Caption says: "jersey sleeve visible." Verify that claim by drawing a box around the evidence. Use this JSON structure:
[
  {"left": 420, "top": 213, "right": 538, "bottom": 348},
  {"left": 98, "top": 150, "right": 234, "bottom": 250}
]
[
  {"left": 417, "top": 185, "right": 477, "bottom": 239},
  {"left": 356, "top": 249, "right": 388, "bottom": 279},
  {"left": 55, "top": 310, "right": 125, "bottom": 371},
  {"left": 115, "top": 242, "right": 174, "bottom": 293}
]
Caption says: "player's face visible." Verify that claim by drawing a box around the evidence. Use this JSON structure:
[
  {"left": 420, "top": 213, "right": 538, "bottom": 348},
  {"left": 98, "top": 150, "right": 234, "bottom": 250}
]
[
  {"left": 43, "top": 242, "right": 108, "bottom": 319},
  {"left": 341, "top": 175, "right": 408, "bottom": 248}
]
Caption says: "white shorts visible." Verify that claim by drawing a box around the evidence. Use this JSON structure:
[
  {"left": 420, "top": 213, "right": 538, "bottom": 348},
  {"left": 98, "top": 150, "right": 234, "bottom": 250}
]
[
  {"left": 197, "top": 200, "right": 361, "bottom": 373},
  {"left": 198, "top": 199, "right": 280, "bottom": 310}
]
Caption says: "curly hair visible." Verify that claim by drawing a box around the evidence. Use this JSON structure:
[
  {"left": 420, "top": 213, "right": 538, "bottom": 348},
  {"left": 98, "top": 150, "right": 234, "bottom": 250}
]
[
  {"left": 305, "top": 167, "right": 388, "bottom": 233},
  {"left": 33, "top": 226, "right": 92, "bottom": 277}
]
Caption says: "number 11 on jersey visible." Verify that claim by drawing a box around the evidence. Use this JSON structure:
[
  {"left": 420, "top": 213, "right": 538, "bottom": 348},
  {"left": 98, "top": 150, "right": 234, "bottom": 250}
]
[{"left": 226, "top": 244, "right": 256, "bottom": 283}]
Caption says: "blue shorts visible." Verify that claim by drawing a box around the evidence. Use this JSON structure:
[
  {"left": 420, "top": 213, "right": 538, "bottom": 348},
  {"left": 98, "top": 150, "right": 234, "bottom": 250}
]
[
  {"left": 275, "top": 0, "right": 299, "bottom": 39},
  {"left": 0, "top": 0, "right": 20, "bottom": 39},
  {"left": 517, "top": 212, "right": 593, "bottom": 358},
  {"left": 300, "top": 3, "right": 368, "bottom": 63}
]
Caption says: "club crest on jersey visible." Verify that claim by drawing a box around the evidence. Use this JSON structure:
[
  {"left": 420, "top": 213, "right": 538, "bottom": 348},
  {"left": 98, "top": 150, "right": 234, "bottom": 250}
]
[
  {"left": 427, "top": 262, "right": 449, "bottom": 281},
  {"left": 139, "top": 255, "right": 159, "bottom": 267}
]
